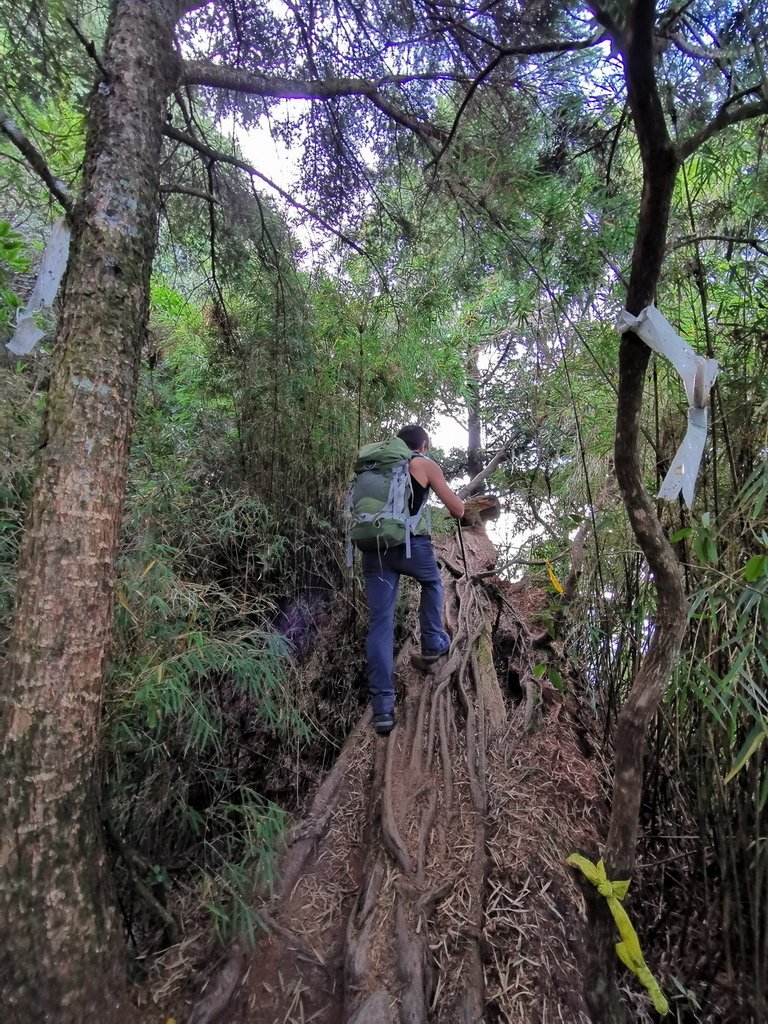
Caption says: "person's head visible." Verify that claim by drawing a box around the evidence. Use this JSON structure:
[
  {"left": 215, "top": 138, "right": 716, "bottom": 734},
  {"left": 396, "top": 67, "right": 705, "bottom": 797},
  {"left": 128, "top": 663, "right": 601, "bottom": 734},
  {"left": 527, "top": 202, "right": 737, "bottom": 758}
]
[{"left": 397, "top": 423, "right": 429, "bottom": 452}]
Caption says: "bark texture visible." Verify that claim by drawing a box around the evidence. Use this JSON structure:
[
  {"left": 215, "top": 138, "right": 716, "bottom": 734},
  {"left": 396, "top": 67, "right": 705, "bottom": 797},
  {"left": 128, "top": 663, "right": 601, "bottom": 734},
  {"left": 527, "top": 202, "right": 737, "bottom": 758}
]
[
  {"left": 0, "top": 3, "right": 180, "bottom": 1020},
  {"left": 610, "top": 0, "right": 685, "bottom": 876}
]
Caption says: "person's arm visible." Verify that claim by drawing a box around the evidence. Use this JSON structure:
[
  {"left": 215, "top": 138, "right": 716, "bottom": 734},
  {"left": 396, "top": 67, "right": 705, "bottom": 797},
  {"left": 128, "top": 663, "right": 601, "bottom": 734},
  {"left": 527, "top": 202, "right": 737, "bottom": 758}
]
[{"left": 424, "top": 460, "right": 465, "bottom": 518}]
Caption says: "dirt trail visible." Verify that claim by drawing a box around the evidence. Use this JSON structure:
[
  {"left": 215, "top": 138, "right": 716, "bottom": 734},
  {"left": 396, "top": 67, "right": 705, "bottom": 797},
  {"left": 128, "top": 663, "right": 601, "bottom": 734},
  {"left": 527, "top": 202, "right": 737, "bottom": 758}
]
[{"left": 220, "top": 520, "right": 604, "bottom": 1023}]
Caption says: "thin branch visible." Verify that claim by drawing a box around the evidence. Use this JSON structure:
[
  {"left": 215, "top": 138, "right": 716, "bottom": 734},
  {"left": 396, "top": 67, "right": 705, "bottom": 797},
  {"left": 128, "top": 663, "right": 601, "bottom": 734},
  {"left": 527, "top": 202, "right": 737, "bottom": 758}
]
[
  {"left": 103, "top": 818, "right": 179, "bottom": 944},
  {"left": 480, "top": 329, "right": 519, "bottom": 385},
  {"left": 162, "top": 122, "right": 369, "bottom": 258},
  {"left": 427, "top": 52, "right": 506, "bottom": 173},
  {"left": 176, "top": 0, "right": 210, "bottom": 14},
  {"left": 160, "top": 184, "right": 220, "bottom": 204},
  {"left": 679, "top": 94, "right": 768, "bottom": 161},
  {"left": 472, "top": 556, "right": 570, "bottom": 579},
  {"left": 497, "top": 30, "right": 608, "bottom": 58},
  {"left": 64, "top": 16, "right": 109, "bottom": 80},
  {"left": 605, "top": 101, "right": 629, "bottom": 188},
  {"left": 0, "top": 112, "right": 74, "bottom": 216},
  {"left": 669, "top": 233, "right": 768, "bottom": 258}
]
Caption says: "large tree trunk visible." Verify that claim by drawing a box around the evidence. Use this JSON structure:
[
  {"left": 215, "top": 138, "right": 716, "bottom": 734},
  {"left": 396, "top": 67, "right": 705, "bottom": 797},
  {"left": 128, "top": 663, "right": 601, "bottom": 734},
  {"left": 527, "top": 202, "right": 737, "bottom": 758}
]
[{"left": 0, "top": 3, "right": 180, "bottom": 1020}]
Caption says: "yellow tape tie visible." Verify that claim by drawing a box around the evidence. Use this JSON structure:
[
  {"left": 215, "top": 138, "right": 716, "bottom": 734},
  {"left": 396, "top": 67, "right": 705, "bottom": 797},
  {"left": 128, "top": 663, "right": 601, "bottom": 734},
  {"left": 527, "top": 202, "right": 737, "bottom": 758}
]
[
  {"left": 567, "top": 854, "right": 669, "bottom": 1016},
  {"left": 546, "top": 560, "right": 564, "bottom": 594}
]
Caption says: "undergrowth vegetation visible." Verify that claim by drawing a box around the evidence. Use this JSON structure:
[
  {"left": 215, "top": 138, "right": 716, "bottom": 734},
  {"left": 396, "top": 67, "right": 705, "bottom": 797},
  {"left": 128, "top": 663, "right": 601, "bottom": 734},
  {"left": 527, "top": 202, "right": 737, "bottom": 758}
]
[{"left": 105, "top": 502, "right": 303, "bottom": 948}]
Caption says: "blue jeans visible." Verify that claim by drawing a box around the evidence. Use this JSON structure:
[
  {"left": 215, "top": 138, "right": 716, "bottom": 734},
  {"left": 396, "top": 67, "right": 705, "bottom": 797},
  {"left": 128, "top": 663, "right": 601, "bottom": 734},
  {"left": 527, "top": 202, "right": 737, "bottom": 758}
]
[{"left": 361, "top": 536, "right": 450, "bottom": 716}]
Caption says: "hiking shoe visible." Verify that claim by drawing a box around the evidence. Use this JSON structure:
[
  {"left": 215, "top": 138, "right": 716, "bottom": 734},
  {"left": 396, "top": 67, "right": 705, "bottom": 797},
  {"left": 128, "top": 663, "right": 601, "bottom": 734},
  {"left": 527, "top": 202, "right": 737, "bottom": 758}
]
[
  {"left": 371, "top": 711, "right": 395, "bottom": 735},
  {"left": 420, "top": 645, "right": 449, "bottom": 664}
]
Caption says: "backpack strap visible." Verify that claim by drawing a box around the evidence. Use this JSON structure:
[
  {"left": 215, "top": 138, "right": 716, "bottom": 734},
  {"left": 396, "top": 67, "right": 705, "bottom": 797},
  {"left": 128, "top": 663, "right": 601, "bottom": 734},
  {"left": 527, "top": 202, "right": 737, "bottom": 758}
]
[
  {"left": 402, "top": 501, "right": 430, "bottom": 558},
  {"left": 390, "top": 461, "right": 413, "bottom": 533}
]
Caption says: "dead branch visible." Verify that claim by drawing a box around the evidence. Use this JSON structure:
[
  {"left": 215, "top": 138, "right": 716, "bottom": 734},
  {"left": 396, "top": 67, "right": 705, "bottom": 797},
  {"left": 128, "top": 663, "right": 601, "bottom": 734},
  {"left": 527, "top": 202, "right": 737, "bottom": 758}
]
[
  {"left": 458, "top": 448, "right": 510, "bottom": 498},
  {"left": 0, "top": 113, "right": 74, "bottom": 216}
]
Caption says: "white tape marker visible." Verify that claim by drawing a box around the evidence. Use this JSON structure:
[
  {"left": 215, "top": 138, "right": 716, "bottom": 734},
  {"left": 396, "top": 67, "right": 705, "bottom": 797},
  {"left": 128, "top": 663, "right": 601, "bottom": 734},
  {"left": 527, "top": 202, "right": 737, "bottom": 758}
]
[
  {"left": 618, "top": 305, "right": 718, "bottom": 507},
  {"left": 7, "top": 218, "right": 71, "bottom": 356}
]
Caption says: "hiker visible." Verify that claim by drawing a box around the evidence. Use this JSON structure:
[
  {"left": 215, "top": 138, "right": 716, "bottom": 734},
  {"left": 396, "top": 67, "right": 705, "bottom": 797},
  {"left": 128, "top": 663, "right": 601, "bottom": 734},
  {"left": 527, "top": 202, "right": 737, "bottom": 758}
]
[{"left": 350, "top": 424, "right": 465, "bottom": 735}]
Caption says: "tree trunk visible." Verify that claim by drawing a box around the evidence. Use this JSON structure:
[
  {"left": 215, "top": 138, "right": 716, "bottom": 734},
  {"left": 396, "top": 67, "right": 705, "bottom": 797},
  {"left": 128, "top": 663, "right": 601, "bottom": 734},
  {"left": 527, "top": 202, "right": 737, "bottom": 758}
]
[
  {"left": 581, "top": 4, "right": 688, "bottom": 1020},
  {"left": 0, "top": 3, "right": 180, "bottom": 1020},
  {"left": 466, "top": 347, "right": 484, "bottom": 488}
]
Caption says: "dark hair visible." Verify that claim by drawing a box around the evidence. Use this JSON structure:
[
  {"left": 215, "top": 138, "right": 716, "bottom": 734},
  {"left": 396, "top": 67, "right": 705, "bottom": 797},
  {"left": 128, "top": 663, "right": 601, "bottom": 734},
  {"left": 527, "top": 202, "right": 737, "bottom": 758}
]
[{"left": 397, "top": 424, "right": 429, "bottom": 450}]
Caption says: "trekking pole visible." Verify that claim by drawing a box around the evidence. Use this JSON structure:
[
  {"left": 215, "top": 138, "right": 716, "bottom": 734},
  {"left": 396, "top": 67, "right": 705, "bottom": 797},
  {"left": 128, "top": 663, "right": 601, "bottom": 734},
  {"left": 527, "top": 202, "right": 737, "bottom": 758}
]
[{"left": 457, "top": 519, "right": 469, "bottom": 579}]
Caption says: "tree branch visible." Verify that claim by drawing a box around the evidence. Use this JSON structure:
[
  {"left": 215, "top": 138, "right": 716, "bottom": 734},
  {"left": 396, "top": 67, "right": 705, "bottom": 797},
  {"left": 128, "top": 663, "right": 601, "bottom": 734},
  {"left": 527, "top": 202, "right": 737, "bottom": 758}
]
[
  {"left": 679, "top": 94, "right": 768, "bottom": 161},
  {"left": 666, "top": 31, "right": 746, "bottom": 62},
  {"left": 160, "top": 184, "right": 220, "bottom": 204},
  {"left": 669, "top": 233, "right": 768, "bottom": 258},
  {"left": 0, "top": 113, "right": 74, "bottom": 216},
  {"left": 181, "top": 60, "right": 447, "bottom": 149},
  {"left": 498, "top": 30, "right": 608, "bottom": 57},
  {"left": 426, "top": 8, "right": 606, "bottom": 57},
  {"left": 458, "top": 448, "right": 509, "bottom": 499}
]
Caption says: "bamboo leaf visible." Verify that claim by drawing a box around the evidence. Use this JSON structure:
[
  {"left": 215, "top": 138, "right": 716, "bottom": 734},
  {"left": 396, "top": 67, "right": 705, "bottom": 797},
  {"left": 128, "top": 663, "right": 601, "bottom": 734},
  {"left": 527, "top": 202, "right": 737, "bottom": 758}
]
[
  {"left": 724, "top": 724, "right": 768, "bottom": 785},
  {"left": 744, "top": 555, "right": 768, "bottom": 583},
  {"left": 548, "top": 666, "right": 565, "bottom": 692},
  {"left": 669, "top": 527, "right": 693, "bottom": 543}
]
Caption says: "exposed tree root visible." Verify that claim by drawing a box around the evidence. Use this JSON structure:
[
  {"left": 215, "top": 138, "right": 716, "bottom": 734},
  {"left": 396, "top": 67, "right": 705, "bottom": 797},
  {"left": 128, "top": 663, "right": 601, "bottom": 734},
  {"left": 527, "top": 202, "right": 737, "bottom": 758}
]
[
  {"left": 186, "top": 945, "right": 245, "bottom": 1024},
  {"left": 214, "top": 519, "right": 605, "bottom": 1024}
]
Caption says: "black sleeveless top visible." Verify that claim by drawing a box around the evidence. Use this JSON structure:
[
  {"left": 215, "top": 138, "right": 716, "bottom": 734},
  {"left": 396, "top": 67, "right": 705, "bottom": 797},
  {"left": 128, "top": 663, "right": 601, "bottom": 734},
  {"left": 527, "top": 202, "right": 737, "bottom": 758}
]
[{"left": 409, "top": 458, "right": 430, "bottom": 515}]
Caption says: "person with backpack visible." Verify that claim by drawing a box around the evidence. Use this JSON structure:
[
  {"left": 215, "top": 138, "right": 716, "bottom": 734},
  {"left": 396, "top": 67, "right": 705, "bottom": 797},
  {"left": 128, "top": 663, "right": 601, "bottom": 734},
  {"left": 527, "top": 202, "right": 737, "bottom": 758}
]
[{"left": 348, "top": 424, "right": 465, "bottom": 735}]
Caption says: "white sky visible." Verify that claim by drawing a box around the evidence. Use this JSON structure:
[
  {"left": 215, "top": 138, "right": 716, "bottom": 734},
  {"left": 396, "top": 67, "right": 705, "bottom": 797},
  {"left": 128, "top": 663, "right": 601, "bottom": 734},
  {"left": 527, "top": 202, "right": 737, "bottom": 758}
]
[{"left": 233, "top": 115, "right": 300, "bottom": 194}]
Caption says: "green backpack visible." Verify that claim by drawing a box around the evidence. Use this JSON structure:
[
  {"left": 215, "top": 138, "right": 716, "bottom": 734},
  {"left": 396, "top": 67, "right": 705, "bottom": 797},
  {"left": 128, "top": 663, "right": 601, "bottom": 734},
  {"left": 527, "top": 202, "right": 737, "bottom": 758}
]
[{"left": 346, "top": 437, "right": 431, "bottom": 562}]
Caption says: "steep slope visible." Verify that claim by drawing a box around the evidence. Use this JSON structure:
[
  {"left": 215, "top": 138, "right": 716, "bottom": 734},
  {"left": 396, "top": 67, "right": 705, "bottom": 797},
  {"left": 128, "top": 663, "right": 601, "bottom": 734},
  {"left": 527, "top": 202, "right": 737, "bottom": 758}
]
[{"left": 190, "top": 517, "right": 606, "bottom": 1023}]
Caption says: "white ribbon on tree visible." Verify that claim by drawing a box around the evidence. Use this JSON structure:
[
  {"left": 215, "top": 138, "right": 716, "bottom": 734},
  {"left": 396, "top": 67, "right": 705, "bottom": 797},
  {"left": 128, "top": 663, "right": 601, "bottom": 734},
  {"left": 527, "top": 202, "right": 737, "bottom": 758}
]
[
  {"left": 6, "top": 218, "right": 71, "bottom": 356},
  {"left": 618, "top": 305, "right": 718, "bottom": 508}
]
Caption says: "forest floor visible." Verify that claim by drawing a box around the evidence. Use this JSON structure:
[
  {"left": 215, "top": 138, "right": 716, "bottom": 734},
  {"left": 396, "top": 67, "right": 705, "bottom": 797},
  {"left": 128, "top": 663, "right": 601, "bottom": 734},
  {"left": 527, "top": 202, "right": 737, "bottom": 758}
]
[{"left": 151, "top": 517, "right": 660, "bottom": 1024}]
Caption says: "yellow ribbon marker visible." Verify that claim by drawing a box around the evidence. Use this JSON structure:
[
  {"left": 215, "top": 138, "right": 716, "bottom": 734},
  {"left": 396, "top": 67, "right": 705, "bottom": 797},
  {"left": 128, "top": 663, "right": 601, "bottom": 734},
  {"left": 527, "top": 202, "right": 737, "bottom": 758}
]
[
  {"left": 546, "top": 560, "right": 564, "bottom": 594},
  {"left": 567, "top": 854, "right": 669, "bottom": 1016}
]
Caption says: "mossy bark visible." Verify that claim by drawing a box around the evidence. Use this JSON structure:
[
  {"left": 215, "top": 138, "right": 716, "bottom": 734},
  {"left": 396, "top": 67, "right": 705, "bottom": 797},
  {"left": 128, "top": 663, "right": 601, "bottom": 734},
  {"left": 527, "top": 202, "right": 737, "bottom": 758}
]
[{"left": 0, "top": 2, "right": 180, "bottom": 1020}]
